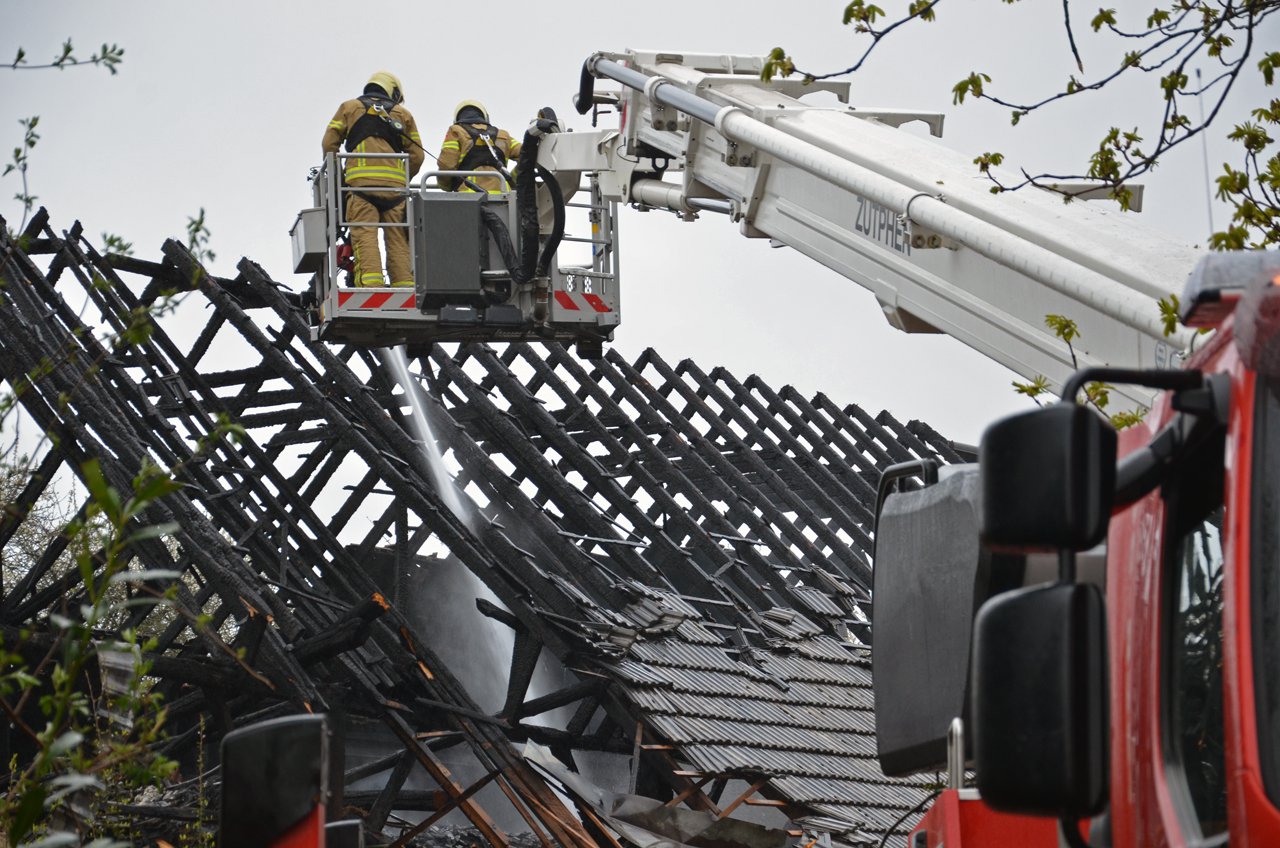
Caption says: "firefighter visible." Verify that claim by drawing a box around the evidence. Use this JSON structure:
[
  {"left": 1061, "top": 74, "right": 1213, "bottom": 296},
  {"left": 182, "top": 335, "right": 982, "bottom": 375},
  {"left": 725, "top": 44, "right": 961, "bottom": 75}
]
[
  {"left": 436, "top": 101, "right": 522, "bottom": 194},
  {"left": 322, "top": 71, "right": 424, "bottom": 287}
]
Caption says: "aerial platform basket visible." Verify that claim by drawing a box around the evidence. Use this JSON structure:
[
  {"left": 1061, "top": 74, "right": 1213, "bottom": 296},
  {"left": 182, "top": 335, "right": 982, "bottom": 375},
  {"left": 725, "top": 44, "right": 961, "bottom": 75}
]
[{"left": 292, "top": 151, "right": 620, "bottom": 358}]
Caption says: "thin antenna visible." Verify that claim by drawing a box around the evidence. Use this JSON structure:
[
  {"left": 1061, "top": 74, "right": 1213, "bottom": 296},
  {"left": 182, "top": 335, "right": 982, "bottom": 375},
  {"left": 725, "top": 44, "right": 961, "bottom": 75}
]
[{"left": 1196, "top": 68, "right": 1215, "bottom": 238}]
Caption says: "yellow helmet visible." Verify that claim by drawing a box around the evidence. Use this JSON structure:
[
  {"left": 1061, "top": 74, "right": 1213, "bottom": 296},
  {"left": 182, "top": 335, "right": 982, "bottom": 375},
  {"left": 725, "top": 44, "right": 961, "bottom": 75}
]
[
  {"left": 367, "top": 71, "right": 404, "bottom": 103},
  {"left": 453, "top": 100, "right": 489, "bottom": 123}
]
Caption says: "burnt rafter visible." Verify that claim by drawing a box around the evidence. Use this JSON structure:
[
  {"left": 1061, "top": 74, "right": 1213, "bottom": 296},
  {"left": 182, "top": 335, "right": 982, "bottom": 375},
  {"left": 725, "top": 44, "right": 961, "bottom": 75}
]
[{"left": 1, "top": 212, "right": 960, "bottom": 846}]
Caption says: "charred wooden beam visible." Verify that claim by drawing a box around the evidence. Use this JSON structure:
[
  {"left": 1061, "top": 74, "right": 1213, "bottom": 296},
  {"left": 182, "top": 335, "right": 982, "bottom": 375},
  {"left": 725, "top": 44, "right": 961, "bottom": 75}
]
[
  {"left": 501, "top": 630, "right": 542, "bottom": 721},
  {"left": 388, "top": 771, "right": 498, "bottom": 848},
  {"left": 365, "top": 750, "right": 415, "bottom": 830},
  {"left": 514, "top": 678, "right": 605, "bottom": 722},
  {"left": 290, "top": 593, "right": 390, "bottom": 665}
]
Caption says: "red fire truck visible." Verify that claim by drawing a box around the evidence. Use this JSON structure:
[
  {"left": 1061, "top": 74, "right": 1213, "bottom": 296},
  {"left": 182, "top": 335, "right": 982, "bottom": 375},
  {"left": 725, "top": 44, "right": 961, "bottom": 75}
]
[{"left": 877, "top": 251, "right": 1280, "bottom": 847}]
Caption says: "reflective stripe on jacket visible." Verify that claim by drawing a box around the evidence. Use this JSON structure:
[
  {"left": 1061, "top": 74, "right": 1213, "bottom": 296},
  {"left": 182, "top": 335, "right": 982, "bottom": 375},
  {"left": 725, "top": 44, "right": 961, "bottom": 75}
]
[
  {"left": 436, "top": 122, "right": 522, "bottom": 192},
  {"left": 322, "top": 98, "right": 425, "bottom": 186}
]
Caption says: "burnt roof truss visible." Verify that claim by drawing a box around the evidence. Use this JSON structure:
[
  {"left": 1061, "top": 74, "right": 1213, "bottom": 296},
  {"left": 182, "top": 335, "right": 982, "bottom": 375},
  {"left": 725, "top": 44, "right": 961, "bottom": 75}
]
[{"left": 0, "top": 210, "right": 961, "bottom": 847}]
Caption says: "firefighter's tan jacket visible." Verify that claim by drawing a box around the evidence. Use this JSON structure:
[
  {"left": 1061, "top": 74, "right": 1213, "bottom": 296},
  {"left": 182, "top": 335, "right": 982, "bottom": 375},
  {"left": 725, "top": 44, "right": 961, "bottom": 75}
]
[
  {"left": 436, "top": 122, "right": 521, "bottom": 192},
  {"left": 322, "top": 98, "right": 424, "bottom": 186}
]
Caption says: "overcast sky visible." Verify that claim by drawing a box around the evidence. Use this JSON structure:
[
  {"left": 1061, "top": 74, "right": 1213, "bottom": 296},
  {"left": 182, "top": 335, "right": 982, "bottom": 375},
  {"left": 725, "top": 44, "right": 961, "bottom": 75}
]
[{"left": 4, "top": 1, "right": 1274, "bottom": 443}]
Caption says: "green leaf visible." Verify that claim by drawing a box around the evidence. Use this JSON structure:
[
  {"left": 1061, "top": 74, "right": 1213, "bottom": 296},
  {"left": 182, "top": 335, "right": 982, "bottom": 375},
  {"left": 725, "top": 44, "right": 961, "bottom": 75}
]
[
  {"left": 47, "top": 771, "right": 102, "bottom": 802},
  {"left": 1091, "top": 8, "right": 1117, "bottom": 31},
  {"left": 761, "top": 48, "right": 796, "bottom": 83},
  {"left": 843, "top": 1, "right": 885, "bottom": 25},
  {"left": 1157, "top": 294, "right": 1182, "bottom": 336},
  {"left": 908, "top": 0, "right": 936, "bottom": 22},
  {"left": 100, "top": 231, "right": 133, "bottom": 256},
  {"left": 10, "top": 783, "right": 46, "bottom": 842},
  {"left": 103, "top": 597, "right": 173, "bottom": 615},
  {"left": 132, "top": 469, "right": 183, "bottom": 503},
  {"left": 973, "top": 151, "right": 1005, "bottom": 173},
  {"left": 1260, "top": 52, "right": 1280, "bottom": 86},
  {"left": 1227, "top": 121, "right": 1273, "bottom": 153},
  {"left": 1160, "top": 69, "right": 1189, "bottom": 98},
  {"left": 1045, "top": 313, "right": 1081, "bottom": 344},
  {"left": 81, "top": 458, "right": 122, "bottom": 523},
  {"left": 1012, "top": 374, "right": 1051, "bottom": 398},
  {"left": 185, "top": 207, "right": 216, "bottom": 264},
  {"left": 1084, "top": 381, "right": 1112, "bottom": 409},
  {"left": 11, "top": 670, "right": 41, "bottom": 689},
  {"left": 952, "top": 72, "right": 992, "bottom": 105},
  {"left": 49, "top": 730, "right": 84, "bottom": 756},
  {"left": 1110, "top": 408, "right": 1148, "bottom": 429},
  {"left": 122, "top": 523, "right": 181, "bottom": 546},
  {"left": 26, "top": 834, "right": 80, "bottom": 848},
  {"left": 92, "top": 43, "right": 125, "bottom": 76},
  {"left": 108, "top": 568, "right": 183, "bottom": 585}
]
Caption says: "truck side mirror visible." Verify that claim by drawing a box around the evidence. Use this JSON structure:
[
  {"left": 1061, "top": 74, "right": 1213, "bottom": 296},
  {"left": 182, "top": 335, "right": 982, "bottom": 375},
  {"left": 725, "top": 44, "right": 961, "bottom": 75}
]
[
  {"left": 971, "top": 582, "right": 1108, "bottom": 817},
  {"left": 220, "top": 714, "right": 331, "bottom": 847},
  {"left": 979, "top": 404, "right": 1116, "bottom": 552}
]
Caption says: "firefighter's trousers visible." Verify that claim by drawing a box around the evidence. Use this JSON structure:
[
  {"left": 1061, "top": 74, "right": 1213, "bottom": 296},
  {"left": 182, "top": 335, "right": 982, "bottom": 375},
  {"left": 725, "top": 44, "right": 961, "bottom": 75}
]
[{"left": 347, "top": 188, "right": 412, "bottom": 287}]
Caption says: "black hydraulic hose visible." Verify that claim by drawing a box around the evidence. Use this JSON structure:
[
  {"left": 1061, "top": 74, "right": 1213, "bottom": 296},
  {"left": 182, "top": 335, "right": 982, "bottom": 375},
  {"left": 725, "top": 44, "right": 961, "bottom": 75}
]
[
  {"left": 516, "top": 133, "right": 541, "bottom": 282},
  {"left": 574, "top": 61, "right": 595, "bottom": 115},
  {"left": 480, "top": 206, "right": 525, "bottom": 287},
  {"left": 511, "top": 108, "right": 565, "bottom": 285},
  {"left": 535, "top": 164, "right": 565, "bottom": 278}
]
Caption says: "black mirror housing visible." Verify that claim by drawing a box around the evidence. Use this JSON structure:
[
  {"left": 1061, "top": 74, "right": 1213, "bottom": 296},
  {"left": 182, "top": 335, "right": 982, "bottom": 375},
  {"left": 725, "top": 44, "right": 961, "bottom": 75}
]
[
  {"left": 220, "top": 714, "right": 331, "bottom": 847},
  {"left": 979, "top": 404, "right": 1117, "bottom": 552},
  {"left": 972, "top": 582, "right": 1108, "bottom": 818}
]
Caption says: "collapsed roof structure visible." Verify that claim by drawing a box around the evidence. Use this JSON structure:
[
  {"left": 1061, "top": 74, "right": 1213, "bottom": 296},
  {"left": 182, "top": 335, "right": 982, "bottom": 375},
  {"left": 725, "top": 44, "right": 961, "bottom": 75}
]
[{"left": 0, "top": 211, "right": 965, "bottom": 846}]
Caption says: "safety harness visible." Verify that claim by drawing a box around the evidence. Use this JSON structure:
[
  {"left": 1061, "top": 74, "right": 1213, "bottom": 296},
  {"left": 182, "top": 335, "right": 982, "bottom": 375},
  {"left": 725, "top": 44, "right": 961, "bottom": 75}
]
[
  {"left": 355, "top": 190, "right": 406, "bottom": 213},
  {"left": 456, "top": 122, "right": 508, "bottom": 172},
  {"left": 345, "top": 95, "right": 410, "bottom": 211},
  {"left": 344, "top": 95, "right": 407, "bottom": 153}
]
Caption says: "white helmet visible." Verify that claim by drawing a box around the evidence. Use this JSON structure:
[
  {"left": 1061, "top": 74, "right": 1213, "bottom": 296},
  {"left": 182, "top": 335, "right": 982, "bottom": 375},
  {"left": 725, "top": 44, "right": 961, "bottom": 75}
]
[
  {"left": 368, "top": 71, "right": 404, "bottom": 103},
  {"left": 453, "top": 100, "right": 489, "bottom": 122}
]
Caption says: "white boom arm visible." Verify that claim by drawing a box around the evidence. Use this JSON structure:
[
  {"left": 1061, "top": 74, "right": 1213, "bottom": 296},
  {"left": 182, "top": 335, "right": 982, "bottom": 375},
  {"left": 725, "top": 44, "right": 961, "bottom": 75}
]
[{"left": 539, "top": 50, "right": 1202, "bottom": 409}]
